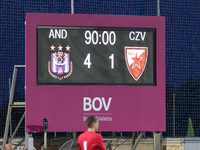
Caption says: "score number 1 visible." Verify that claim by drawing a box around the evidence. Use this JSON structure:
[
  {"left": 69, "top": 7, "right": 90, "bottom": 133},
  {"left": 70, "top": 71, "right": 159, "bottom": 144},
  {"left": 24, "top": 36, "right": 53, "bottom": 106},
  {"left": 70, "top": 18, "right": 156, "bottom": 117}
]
[{"left": 84, "top": 53, "right": 114, "bottom": 69}]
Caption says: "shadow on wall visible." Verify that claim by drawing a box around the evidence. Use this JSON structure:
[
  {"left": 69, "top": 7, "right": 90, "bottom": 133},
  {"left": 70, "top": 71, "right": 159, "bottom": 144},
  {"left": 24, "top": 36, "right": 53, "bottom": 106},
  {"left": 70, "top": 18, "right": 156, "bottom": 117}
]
[{"left": 27, "top": 125, "right": 43, "bottom": 132}]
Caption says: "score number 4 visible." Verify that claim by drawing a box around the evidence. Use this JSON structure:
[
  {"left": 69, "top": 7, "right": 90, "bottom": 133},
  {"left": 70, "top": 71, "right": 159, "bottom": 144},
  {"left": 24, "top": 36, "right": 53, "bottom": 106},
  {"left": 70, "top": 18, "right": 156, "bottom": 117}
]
[{"left": 84, "top": 53, "right": 114, "bottom": 69}]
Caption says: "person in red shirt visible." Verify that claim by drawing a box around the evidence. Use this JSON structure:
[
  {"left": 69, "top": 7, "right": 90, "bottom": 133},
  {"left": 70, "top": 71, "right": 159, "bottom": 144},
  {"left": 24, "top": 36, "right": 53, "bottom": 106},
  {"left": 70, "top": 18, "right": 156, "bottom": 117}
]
[{"left": 78, "top": 116, "right": 106, "bottom": 150}]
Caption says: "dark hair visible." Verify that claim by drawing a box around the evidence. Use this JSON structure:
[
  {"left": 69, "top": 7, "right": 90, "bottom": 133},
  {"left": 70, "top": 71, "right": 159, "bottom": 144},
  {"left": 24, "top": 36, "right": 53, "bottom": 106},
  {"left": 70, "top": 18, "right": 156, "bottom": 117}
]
[
  {"left": 40, "top": 142, "right": 44, "bottom": 147},
  {"left": 86, "top": 116, "right": 97, "bottom": 128}
]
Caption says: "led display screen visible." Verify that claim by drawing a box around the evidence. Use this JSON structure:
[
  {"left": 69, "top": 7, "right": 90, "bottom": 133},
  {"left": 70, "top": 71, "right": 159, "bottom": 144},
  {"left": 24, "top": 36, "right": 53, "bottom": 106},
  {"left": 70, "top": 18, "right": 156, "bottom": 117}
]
[{"left": 37, "top": 27, "right": 156, "bottom": 85}]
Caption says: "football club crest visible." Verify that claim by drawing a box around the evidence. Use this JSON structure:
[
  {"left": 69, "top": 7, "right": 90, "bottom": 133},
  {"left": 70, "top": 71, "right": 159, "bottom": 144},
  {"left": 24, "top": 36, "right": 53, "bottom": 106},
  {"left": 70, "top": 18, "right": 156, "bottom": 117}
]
[
  {"left": 124, "top": 47, "right": 148, "bottom": 81},
  {"left": 48, "top": 44, "right": 73, "bottom": 80}
]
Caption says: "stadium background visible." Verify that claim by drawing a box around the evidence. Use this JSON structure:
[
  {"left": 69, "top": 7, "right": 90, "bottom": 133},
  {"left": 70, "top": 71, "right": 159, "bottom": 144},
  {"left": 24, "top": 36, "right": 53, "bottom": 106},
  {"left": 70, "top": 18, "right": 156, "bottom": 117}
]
[{"left": 0, "top": 0, "right": 200, "bottom": 142}]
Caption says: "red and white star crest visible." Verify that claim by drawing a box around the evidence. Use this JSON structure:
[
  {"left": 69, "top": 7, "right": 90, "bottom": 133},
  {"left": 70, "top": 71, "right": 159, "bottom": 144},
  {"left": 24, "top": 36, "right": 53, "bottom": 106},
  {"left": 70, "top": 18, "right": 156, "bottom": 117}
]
[{"left": 125, "top": 47, "right": 148, "bottom": 81}]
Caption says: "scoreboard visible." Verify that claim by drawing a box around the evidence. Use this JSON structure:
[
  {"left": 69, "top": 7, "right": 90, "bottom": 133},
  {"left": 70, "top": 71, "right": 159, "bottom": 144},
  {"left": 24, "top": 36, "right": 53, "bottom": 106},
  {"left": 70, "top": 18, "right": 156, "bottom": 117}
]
[
  {"left": 26, "top": 13, "right": 165, "bottom": 132},
  {"left": 37, "top": 27, "right": 156, "bottom": 85}
]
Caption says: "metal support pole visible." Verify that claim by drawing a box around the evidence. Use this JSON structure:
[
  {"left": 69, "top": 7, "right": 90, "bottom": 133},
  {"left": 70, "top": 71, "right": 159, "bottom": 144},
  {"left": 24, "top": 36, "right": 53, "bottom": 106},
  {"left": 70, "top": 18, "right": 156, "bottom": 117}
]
[
  {"left": 2, "top": 66, "right": 18, "bottom": 150},
  {"left": 157, "top": 0, "right": 160, "bottom": 16},
  {"left": 69, "top": 140, "right": 75, "bottom": 150},
  {"left": 9, "top": 78, "right": 12, "bottom": 137},
  {"left": 153, "top": 132, "right": 162, "bottom": 150},
  {"left": 71, "top": 0, "right": 74, "bottom": 14},
  {"left": 44, "top": 132, "right": 47, "bottom": 149},
  {"left": 9, "top": 112, "right": 25, "bottom": 143},
  {"left": 25, "top": 132, "right": 29, "bottom": 149},
  {"left": 173, "top": 93, "right": 175, "bottom": 137},
  {"left": 131, "top": 132, "right": 137, "bottom": 147},
  {"left": 131, "top": 132, "right": 145, "bottom": 150},
  {"left": 73, "top": 132, "right": 77, "bottom": 139}
]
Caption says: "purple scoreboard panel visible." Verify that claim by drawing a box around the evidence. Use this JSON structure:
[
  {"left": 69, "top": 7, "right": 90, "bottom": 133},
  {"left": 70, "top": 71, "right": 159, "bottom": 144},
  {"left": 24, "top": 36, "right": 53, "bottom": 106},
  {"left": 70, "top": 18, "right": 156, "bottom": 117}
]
[{"left": 26, "top": 13, "right": 165, "bottom": 132}]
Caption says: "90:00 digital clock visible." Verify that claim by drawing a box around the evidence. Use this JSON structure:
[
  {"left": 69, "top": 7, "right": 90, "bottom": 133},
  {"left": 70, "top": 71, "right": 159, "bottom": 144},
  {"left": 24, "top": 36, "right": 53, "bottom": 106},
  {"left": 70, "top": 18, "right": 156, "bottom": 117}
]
[{"left": 84, "top": 30, "right": 116, "bottom": 45}]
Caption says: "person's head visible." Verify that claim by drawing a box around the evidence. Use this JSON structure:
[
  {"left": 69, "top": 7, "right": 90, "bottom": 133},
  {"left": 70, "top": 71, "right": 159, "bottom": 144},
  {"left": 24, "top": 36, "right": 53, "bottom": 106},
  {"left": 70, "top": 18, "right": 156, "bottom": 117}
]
[
  {"left": 5, "top": 143, "right": 12, "bottom": 150},
  {"left": 86, "top": 116, "right": 98, "bottom": 132},
  {"left": 40, "top": 143, "right": 44, "bottom": 149}
]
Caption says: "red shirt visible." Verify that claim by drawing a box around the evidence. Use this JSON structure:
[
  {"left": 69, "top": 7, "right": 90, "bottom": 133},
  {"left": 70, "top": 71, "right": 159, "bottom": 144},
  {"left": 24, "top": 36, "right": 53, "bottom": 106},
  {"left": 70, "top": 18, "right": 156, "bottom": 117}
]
[{"left": 78, "top": 131, "right": 106, "bottom": 150}]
